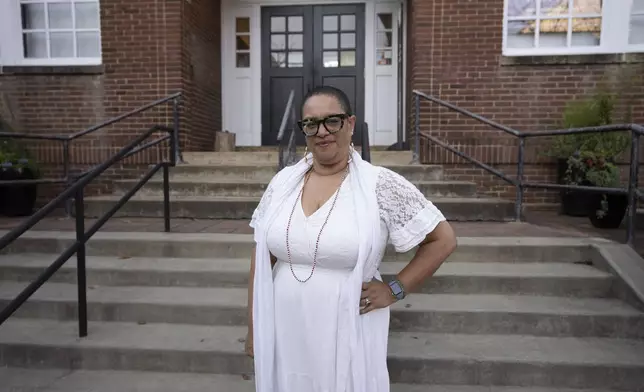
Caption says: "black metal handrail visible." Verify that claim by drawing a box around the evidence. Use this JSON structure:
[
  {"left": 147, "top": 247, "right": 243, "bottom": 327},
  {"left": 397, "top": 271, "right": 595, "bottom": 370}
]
[
  {"left": 0, "top": 93, "right": 182, "bottom": 337},
  {"left": 278, "top": 90, "right": 298, "bottom": 170},
  {"left": 412, "top": 89, "right": 643, "bottom": 246},
  {"left": 361, "top": 122, "right": 371, "bottom": 163}
]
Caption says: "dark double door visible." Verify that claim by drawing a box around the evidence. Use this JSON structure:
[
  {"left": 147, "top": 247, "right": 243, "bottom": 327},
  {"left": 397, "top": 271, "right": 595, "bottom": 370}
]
[{"left": 261, "top": 4, "right": 365, "bottom": 146}]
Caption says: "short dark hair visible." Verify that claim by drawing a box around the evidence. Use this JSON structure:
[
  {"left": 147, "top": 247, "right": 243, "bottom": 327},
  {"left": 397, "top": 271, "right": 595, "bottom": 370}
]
[{"left": 300, "top": 85, "right": 353, "bottom": 117}]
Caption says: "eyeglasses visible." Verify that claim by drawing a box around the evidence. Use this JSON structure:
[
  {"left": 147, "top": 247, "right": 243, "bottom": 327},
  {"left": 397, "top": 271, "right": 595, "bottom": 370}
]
[{"left": 297, "top": 114, "right": 349, "bottom": 137}]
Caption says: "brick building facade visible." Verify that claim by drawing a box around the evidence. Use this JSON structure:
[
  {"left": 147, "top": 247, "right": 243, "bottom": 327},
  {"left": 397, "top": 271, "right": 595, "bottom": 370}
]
[{"left": 1, "top": 0, "right": 643, "bottom": 206}]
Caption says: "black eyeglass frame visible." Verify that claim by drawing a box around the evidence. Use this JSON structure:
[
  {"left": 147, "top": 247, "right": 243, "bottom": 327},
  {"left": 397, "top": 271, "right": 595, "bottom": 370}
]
[{"left": 297, "top": 113, "right": 350, "bottom": 137}]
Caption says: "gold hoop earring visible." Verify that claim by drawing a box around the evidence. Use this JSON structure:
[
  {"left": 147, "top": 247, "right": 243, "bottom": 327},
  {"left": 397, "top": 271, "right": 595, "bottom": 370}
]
[
  {"left": 304, "top": 146, "right": 311, "bottom": 165},
  {"left": 348, "top": 142, "right": 355, "bottom": 163}
]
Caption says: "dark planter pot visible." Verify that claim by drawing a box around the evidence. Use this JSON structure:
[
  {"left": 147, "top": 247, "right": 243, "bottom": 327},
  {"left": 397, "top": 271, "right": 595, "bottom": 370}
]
[
  {"left": 0, "top": 164, "right": 38, "bottom": 217},
  {"left": 556, "top": 158, "right": 592, "bottom": 217},
  {"left": 587, "top": 192, "right": 629, "bottom": 229}
]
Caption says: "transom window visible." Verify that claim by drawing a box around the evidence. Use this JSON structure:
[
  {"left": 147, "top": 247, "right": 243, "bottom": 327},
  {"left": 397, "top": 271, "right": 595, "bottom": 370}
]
[
  {"left": 0, "top": 0, "right": 101, "bottom": 66},
  {"left": 503, "top": 0, "right": 643, "bottom": 56}
]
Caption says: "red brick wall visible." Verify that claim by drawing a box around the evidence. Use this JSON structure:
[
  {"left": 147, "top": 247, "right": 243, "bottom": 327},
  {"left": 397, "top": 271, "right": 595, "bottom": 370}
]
[
  {"left": 407, "top": 0, "right": 644, "bottom": 206},
  {"left": 181, "top": 0, "right": 222, "bottom": 152},
  {"left": 0, "top": 0, "right": 221, "bottom": 203}
]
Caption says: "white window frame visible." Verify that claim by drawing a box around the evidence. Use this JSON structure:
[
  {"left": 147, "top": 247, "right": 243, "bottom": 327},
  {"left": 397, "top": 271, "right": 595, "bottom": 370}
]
[
  {"left": 0, "top": 0, "right": 102, "bottom": 67},
  {"left": 502, "top": 0, "right": 644, "bottom": 56}
]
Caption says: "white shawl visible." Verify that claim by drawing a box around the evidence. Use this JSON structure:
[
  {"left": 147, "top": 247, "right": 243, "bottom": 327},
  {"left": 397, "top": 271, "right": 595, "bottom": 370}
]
[{"left": 251, "top": 149, "right": 383, "bottom": 392}]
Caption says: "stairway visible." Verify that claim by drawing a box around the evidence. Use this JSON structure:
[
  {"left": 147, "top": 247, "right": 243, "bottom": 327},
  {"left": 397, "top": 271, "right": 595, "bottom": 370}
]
[
  {"left": 1, "top": 231, "right": 643, "bottom": 391},
  {"left": 81, "top": 150, "right": 516, "bottom": 222}
]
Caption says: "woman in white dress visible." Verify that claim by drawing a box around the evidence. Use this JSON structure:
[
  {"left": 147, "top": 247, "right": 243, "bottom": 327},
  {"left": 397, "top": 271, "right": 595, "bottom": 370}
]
[{"left": 246, "top": 86, "right": 457, "bottom": 392}]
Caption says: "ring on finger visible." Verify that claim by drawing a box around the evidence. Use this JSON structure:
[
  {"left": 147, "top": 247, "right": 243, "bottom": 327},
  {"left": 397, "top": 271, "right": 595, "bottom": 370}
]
[{"left": 365, "top": 298, "right": 371, "bottom": 306}]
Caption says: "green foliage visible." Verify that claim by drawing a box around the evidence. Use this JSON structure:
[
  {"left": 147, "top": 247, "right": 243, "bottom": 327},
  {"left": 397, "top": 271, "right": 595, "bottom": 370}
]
[
  {"left": 545, "top": 91, "right": 630, "bottom": 161},
  {"left": 0, "top": 113, "right": 41, "bottom": 177}
]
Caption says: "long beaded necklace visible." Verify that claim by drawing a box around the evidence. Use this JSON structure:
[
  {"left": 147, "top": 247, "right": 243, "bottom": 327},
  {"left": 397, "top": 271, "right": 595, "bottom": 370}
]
[{"left": 285, "top": 165, "right": 350, "bottom": 283}]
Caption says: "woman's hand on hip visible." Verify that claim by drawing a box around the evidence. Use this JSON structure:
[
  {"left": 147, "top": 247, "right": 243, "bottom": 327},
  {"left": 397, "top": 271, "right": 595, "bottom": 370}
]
[{"left": 360, "top": 279, "right": 396, "bottom": 315}]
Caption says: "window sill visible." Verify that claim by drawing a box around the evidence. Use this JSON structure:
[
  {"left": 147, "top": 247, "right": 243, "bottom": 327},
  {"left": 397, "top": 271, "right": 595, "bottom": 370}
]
[
  {"left": 0, "top": 65, "right": 105, "bottom": 75},
  {"left": 500, "top": 52, "right": 644, "bottom": 66}
]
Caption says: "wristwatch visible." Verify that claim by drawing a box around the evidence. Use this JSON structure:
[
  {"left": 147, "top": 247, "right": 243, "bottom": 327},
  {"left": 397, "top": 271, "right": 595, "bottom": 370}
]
[{"left": 388, "top": 279, "right": 406, "bottom": 301}]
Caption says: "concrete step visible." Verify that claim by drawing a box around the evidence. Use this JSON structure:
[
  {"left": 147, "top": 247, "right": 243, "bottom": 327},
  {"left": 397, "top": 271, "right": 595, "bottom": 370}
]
[
  {"left": 167, "top": 163, "right": 444, "bottom": 182},
  {"left": 0, "top": 367, "right": 623, "bottom": 392},
  {"left": 2, "top": 283, "right": 641, "bottom": 338},
  {"left": 0, "top": 231, "right": 602, "bottom": 263},
  {"left": 113, "top": 178, "right": 478, "bottom": 198},
  {"left": 81, "top": 195, "right": 516, "bottom": 221},
  {"left": 183, "top": 150, "right": 415, "bottom": 166},
  {"left": 0, "top": 254, "right": 614, "bottom": 297},
  {"left": 1, "top": 319, "right": 643, "bottom": 390}
]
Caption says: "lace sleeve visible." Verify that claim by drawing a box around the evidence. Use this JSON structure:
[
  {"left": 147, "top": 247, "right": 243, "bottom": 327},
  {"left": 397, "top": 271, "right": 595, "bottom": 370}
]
[
  {"left": 377, "top": 168, "right": 446, "bottom": 253},
  {"left": 249, "top": 180, "right": 275, "bottom": 229}
]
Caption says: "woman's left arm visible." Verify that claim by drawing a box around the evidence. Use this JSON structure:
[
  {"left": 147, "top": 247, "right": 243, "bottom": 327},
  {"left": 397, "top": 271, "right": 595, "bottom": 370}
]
[
  {"left": 360, "top": 169, "right": 458, "bottom": 315},
  {"left": 360, "top": 222, "right": 456, "bottom": 314},
  {"left": 395, "top": 220, "right": 456, "bottom": 294}
]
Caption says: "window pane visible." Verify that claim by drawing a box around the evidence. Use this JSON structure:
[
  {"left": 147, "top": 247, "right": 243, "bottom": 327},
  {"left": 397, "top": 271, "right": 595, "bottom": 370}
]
[
  {"left": 323, "top": 33, "right": 338, "bottom": 49},
  {"left": 288, "top": 34, "right": 303, "bottom": 50},
  {"left": 630, "top": 14, "right": 644, "bottom": 44},
  {"left": 271, "top": 17, "right": 285, "bottom": 32},
  {"left": 340, "top": 14, "right": 355, "bottom": 31},
  {"left": 507, "top": 20, "right": 535, "bottom": 48},
  {"left": 237, "top": 35, "right": 250, "bottom": 51},
  {"left": 376, "top": 32, "right": 393, "bottom": 48},
  {"left": 236, "top": 17, "right": 250, "bottom": 33},
  {"left": 50, "top": 32, "right": 74, "bottom": 57},
  {"left": 633, "top": 0, "right": 644, "bottom": 13},
  {"left": 571, "top": 17, "right": 601, "bottom": 46},
  {"left": 376, "top": 13, "right": 393, "bottom": 30},
  {"left": 21, "top": 3, "right": 46, "bottom": 29},
  {"left": 540, "top": 0, "right": 568, "bottom": 16},
  {"left": 271, "top": 34, "right": 286, "bottom": 50},
  {"left": 539, "top": 18, "right": 568, "bottom": 47},
  {"left": 75, "top": 2, "right": 99, "bottom": 29},
  {"left": 271, "top": 52, "right": 286, "bottom": 67},
  {"left": 340, "top": 51, "right": 355, "bottom": 67},
  {"left": 323, "top": 15, "right": 338, "bottom": 31},
  {"left": 323, "top": 51, "right": 338, "bottom": 67},
  {"left": 288, "top": 51, "right": 303, "bottom": 68},
  {"left": 288, "top": 16, "right": 303, "bottom": 32},
  {"left": 236, "top": 52, "right": 250, "bottom": 68},
  {"left": 48, "top": 2, "right": 73, "bottom": 29},
  {"left": 377, "top": 49, "right": 392, "bottom": 65},
  {"left": 23, "top": 32, "right": 47, "bottom": 58},
  {"left": 76, "top": 31, "right": 100, "bottom": 57},
  {"left": 572, "top": 0, "right": 601, "bottom": 14},
  {"left": 340, "top": 33, "right": 355, "bottom": 49}
]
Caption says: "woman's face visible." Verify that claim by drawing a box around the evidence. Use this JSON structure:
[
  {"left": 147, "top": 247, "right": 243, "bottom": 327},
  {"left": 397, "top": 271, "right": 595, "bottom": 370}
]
[{"left": 300, "top": 94, "right": 355, "bottom": 166}]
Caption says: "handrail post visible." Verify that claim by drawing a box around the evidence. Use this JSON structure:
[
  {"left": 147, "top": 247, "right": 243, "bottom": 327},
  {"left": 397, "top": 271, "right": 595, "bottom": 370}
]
[
  {"left": 626, "top": 130, "right": 640, "bottom": 246},
  {"left": 172, "top": 97, "right": 183, "bottom": 165},
  {"left": 412, "top": 94, "right": 420, "bottom": 164},
  {"left": 63, "top": 140, "right": 72, "bottom": 217},
  {"left": 163, "top": 162, "right": 171, "bottom": 232},
  {"left": 74, "top": 187, "right": 88, "bottom": 338},
  {"left": 515, "top": 137, "right": 526, "bottom": 222}
]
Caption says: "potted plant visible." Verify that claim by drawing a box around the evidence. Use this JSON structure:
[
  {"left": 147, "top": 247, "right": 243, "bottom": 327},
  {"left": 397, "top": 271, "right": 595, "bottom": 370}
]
[
  {"left": 545, "top": 91, "right": 630, "bottom": 217},
  {"left": 0, "top": 115, "right": 41, "bottom": 217}
]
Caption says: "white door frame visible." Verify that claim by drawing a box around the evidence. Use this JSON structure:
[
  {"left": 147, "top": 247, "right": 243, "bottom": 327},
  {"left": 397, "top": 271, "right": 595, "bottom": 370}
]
[{"left": 221, "top": 0, "right": 407, "bottom": 147}]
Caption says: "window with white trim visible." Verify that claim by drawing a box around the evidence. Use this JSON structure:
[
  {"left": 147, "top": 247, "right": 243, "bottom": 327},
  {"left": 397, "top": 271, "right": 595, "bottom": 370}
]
[
  {"left": 630, "top": 0, "right": 644, "bottom": 45},
  {"left": 0, "top": 0, "right": 101, "bottom": 66},
  {"left": 503, "top": 0, "right": 644, "bottom": 56}
]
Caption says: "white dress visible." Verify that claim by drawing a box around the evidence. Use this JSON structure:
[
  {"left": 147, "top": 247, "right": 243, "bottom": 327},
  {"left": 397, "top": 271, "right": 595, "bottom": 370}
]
[{"left": 263, "top": 167, "right": 446, "bottom": 392}]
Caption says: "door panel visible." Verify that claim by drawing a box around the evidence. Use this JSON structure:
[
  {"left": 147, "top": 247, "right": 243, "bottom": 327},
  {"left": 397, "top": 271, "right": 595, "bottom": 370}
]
[
  {"left": 261, "top": 4, "right": 365, "bottom": 146},
  {"left": 313, "top": 4, "right": 365, "bottom": 145},
  {"left": 261, "top": 6, "right": 312, "bottom": 146}
]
